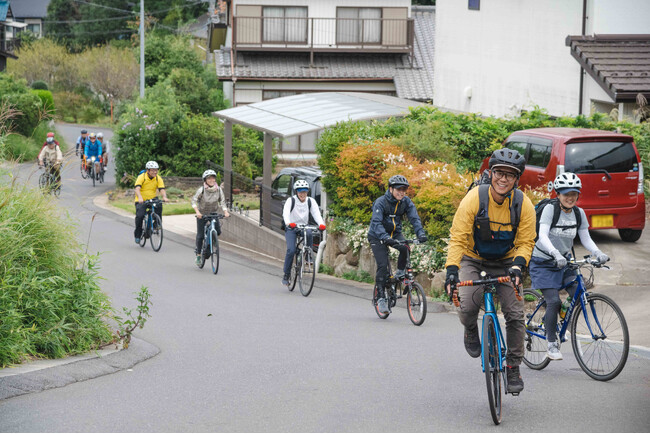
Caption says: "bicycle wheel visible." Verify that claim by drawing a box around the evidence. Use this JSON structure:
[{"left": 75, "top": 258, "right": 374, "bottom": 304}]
[
  {"left": 210, "top": 231, "right": 220, "bottom": 275},
  {"left": 52, "top": 175, "right": 61, "bottom": 197},
  {"left": 197, "top": 238, "right": 207, "bottom": 269},
  {"left": 522, "top": 289, "right": 551, "bottom": 370},
  {"left": 90, "top": 165, "right": 95, "bottom": 187},
  {"left": 99, "top": 167, "right": 104, "bottom": 184},
  {"left": 38, "top": 172, "right": 49, "bottom": 192},
  {"left": 570, "top": 293, "right": 629, "bottom": 381},
  {"left": 80, "top": 160, "right": 88, "bottom": 179},
  {"left": 299, "top": 248, "right": 315, "bottom": 297},
  {"left": 406, "top": 282, "right": 427, "bottom": 326},
  {"left": 288, "top": 250, "right": 299, "bottom": 291},
  {"left": 150, "top": 213, "right": 163, "bottom": 252},
  {"left": 483, "top": 315, "right": 502, "bottom": 425},
  {"left": 373, "top": 284, "right": 390, "bottom": 319}
]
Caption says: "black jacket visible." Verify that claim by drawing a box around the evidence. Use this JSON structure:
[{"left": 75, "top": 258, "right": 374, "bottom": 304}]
[{"left": 367, "top": 189, "right": 425, "bottom": 242}]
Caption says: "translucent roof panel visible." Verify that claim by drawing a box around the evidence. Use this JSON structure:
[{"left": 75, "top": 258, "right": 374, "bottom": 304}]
[{"left": 213, "top": 92, "right": 425, "bottom": 138}]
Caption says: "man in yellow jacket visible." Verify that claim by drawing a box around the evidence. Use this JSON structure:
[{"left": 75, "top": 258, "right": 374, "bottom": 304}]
[{"left": 445, "top": 148, "right": 535, "bottom": 394}]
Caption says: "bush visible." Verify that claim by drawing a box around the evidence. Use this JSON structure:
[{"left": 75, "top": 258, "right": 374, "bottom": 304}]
[
  {"left": 30, "top": 80, "right": 49, "bottom": 90},
  {"left": 0, "top": 74, "right": 44, "bottom": 136},
  {"left": 144, "top": 33, "right": 204, "bottom": 87},
  {"left": 30, "top": 89, "right": 55, "bottom": 113}
]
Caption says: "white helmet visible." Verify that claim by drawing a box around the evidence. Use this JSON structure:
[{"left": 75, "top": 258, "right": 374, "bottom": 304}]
[
  {"left": 202, "top": 169, "right": 217, "bottom": 180},
  {"left": 294, "top": 179, "right": 310, "bottom": 191},
  {"left": 97, "top": 132, "right": 103, "bottom": 138},
  {"left": 46, "top": 137, "right": 54, "bottom": 143},
  {"left": 554, "top": 172, "right": 582, "bottom": 193},
  {"left": 145, "top": 161, "right": 159, "bottom": 170}
]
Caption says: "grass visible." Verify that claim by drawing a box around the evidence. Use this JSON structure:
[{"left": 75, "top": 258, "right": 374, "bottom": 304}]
[
  {"left": 112, "top": 201, "right": 195, "bottom": 216},
  {"left": 2, "top": 121, "right": 70, "bottom": 162},
  {"left": 341, "top": 269, "right": 375, "bottom": 284}
]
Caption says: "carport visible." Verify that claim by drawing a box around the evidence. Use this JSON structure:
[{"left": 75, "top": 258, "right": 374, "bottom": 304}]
[{"left": 212, "top": 92, "right": 425, "bottom": 229}]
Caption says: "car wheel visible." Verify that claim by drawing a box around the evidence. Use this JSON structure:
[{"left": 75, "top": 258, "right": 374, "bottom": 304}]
[{"left": 618, "top": 229, "right": 642, "bottom": 243}]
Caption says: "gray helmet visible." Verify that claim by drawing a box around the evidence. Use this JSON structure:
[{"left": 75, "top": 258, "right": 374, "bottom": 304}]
[
  {"left": 388, "top": 174, "right": 409, "bottom": 188},
  {"left": 202, "top": 169, "right": 217, "bottom": 180},
  {"left": 145, "top": 160, "right": 159, "bottom": 169},
  {"left": 489, "top": 148, "right": 526, "bottom": 174},
  {"left": 554, "top": 172, "right": 582, "bottom": 193}
]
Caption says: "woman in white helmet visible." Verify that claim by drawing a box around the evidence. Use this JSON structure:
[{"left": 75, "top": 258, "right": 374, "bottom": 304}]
[
  {"left": 529, "top": 172, "right": 609, "bottom": 361},
  {"left": 191, "top": 169, "right": 230, "bottom": 265}
]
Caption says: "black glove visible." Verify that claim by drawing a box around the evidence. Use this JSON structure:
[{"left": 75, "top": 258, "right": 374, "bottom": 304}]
[
  {"left": 384, "top": 238, "right": 398, "bottom": 247},
  {"left": 418, "top": 234, "right": 428, "bottom": 243},
  {"left": 508, "top": 266, "right": 523, "bottom": 286},
  {"left": 445, "top": 266, "right": 459, "bottom": 301}
]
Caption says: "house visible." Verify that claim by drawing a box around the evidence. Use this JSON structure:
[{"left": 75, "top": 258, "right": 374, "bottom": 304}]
[
  {"left": 9, "top": 0, "right": 50, "bottom": 38},
  {"left": 433, "top": 0, "right": 650, "bottom": 121},
  {"left": 0, "top": 0, "right": 22, "bottom": 71},
  {"left": 210, "top": 0, "right": 435, "bottom": 154}
]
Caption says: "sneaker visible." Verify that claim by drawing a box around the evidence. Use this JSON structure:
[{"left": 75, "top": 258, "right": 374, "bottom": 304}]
[
  {"left": 135, "top": 238, "right": 140, "bottom": 244},
  {"left": 195, "top": 255, "right": 202, "bottom": 266},
  {"left": 506, "top": 366, "right": 524, "bottom": 394},
  {"left": 394, "top": 269, "right": 406, "bottom": 280},
  {"left": 464, "top": 326, "right": 481, "bottom": 358},
  {"left": 546, "top": 342, "right": 563, "bottom": 360},
  {"left": 377, "top": 298, "right": 389, "bottom": 314},
  {"left": 282, "top": 274, "right": 290, "bottom": 286}
]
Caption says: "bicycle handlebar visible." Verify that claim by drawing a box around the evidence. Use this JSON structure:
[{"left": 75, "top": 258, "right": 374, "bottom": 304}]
[
  {"left": 450, "top": 274, "right": 522, "bottom": 307},
  {"left": 295, "top": 224, "right": 320, "bottom": 230},
  {"left": 201, "top": 213, "right": 225, "bottom": 220}
]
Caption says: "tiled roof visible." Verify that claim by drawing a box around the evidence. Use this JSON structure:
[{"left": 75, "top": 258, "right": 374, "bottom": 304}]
[
  {"left": 566, "top": 34, "right": 650, "bottom": 102},
  {"left": 8, "top": 0, "right": 49, "bottom": 18},
  {"left": 216, "top": 6, "right": 435, "bottom": 102}
]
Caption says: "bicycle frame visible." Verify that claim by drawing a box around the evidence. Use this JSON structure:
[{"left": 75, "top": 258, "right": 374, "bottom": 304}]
[
  {"left": 480, "top": 289, "right": 508, "bottom": 376},
  {"left": 202, "top": 214, "right": 222, "bottom": 253}
]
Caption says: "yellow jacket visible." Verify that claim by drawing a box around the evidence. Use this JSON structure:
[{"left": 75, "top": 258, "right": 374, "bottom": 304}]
[{"left": 445, "top": 186, "right": 536, "bottom": 269}]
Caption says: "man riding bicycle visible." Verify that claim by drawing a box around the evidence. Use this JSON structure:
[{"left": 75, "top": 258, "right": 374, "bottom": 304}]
[
  {"left": 38, "top": 134, "right": 63, "bottom": 188},
  {"left": 191, "top": 169, "right": 230, "bottom": 266},
  {"left": 84, "top": 132, "right": 103, "bottom": 180},
  {"left": 75, "top": 129, "right": 88, "bottom": 158},
  {"left": 281, "top": 179, "right": 326, "bottom": 286},
  {"left": 368, "top": 175, "right": 428, "bottom": 315},
  {"left": 444, "top": 149, "right": 536, "bottom": 394},
  {"left": 134, "top": 161, "right": 169, "bottom": 244}
]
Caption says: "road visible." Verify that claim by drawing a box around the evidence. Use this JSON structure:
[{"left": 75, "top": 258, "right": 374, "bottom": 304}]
[{"left": 1, "top": 124, "right": 649, "bottom": 431}]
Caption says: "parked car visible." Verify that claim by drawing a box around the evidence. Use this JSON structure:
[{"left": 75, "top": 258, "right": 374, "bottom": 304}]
[
  {"left": 480, "top": 128, "right": 645, "bottom": 242},
  {"left": 269, "top": 166, "right": 324, "bottom": 236}
]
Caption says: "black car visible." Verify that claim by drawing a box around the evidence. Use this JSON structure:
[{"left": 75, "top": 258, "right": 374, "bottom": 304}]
[{"left": 270, "top": 166, "right": 323, "bottom": 235}]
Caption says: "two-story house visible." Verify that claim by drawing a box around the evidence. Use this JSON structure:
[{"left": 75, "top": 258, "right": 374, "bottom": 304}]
[
  {"left": 0, "top": 0, "right": 23, "bottom": 71},
  {"left": 9, "top": 0, "right": 50, "bottom": 38},
  {"left": 433, "top": 0, "right": 650, "bottom": 121},
  {"left": 209, "top": 0, "right": 434, "bottom": 153}
]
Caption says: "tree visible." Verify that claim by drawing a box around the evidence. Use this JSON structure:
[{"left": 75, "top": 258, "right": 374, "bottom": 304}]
[
  {"left": 7, "top": 38, "right": 77, "bottom": 91},
  {"left": 81, "top": 45, "right": 138, "bottom": 103}
]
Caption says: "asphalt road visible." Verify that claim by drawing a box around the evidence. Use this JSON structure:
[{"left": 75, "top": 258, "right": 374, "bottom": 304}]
[{"left": 1, "top": 124, "right": 649, "bottom": 431}]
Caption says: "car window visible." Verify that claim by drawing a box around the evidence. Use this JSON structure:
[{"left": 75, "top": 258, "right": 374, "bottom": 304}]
[
  {"left": 272, "top": 174, "right": 292, "bottom": 194},
  {"left": 505, "top": 139, "right": 528, "bottom": 160},
  {"left": 527, "top": 144, "right": 552, "bottom": 168},
  {"left": 565, "top": 141, "right": 638, "bottom": 173}
]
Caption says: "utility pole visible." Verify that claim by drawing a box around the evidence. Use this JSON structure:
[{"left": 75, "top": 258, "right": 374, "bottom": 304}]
[{"left": 140, "top": 0, "right": 145, "bottom": 98}]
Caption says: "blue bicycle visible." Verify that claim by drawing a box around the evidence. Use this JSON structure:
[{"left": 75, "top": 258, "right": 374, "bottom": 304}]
[
  {"left": 453, "top": 272, "right": 522, "bottom": 425},
  {"left": 523, "top": 256, "right": 629, "bottom": 381},
  {"left": 197, "top": 213, "right": 224, "bottom": 274},
  {"left": 139, "top": 198, "right": 163, "bottom": 252}
]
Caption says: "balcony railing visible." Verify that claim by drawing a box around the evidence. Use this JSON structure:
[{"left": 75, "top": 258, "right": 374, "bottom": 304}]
[{"left": 232, "top": 16, "right": 414, "bottom": 64}]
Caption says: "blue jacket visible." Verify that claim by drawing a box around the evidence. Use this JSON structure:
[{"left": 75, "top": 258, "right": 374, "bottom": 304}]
[
  {"left": 367, "top": 189, "right": 425, "bottom": 241},
  {"left": 84, "top": 139, "right": 102, "bottom": 159}
]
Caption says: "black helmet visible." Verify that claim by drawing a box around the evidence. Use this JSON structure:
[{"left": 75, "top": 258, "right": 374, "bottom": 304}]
[
  {"left": 388, "top": 174, "right": 409, "bottom": 188},
  {"left": 81, "top": 129, "right": 87, "bottom": 134},
  {"left": 489, "top": 148, "right": 526, "bottom": 174}
]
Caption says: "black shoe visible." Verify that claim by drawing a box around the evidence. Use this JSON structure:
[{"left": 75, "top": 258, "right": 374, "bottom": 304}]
[
  {"left": 464, "top": 327, "right": 481, "bottom": 358},
  {"left": 506, "top": 365, "right": 524, "bottom": 394}
]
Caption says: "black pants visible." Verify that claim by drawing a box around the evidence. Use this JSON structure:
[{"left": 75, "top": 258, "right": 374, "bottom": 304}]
[
  {"left": 369, "top": 234, "right": 407, "bottom": 297},
  {"left": 195, "top": 217, "right": 221, "bottom": 254},
  {"left": 134, "top": 202, "right": 163, "bottom": 239}
]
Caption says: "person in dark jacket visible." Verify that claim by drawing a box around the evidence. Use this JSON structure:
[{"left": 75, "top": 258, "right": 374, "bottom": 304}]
[{"left": 367, "top": 174, "right": 428, "bottom": 314}]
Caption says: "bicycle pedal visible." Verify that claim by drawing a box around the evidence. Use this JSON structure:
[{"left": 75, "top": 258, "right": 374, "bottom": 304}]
[{"left": 511, "top": 392, "right": 520, "bottom": 397}]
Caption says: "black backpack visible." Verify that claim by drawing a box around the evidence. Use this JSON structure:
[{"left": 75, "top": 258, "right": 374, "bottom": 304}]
[{"left": 534, "top": 198, "right": 582, "bottom": 241}]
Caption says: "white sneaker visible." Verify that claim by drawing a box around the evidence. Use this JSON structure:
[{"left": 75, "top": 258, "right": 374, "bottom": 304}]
[{"left": 547, "top": 342, "right": 563, "bottom": 360}]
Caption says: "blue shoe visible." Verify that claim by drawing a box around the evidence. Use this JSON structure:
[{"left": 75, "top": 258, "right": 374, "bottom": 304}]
[
  {"left": 135, "top": 238, "right": 140, "bottom": 244},
  {"left": 282, "top": 274, "right": 290, "bottom": 286}
]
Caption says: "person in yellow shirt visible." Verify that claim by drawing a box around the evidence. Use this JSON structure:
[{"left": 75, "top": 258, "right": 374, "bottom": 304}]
[
  {"left": 134, "top": 161, "right": 169, "bottom": 244},
  {"left": 444, "top": 148, "right": 535, "bottom": 394}
]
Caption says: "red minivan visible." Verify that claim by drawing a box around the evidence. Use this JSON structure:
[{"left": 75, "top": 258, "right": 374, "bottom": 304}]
[{"left": 479, "top": 128, "right": 645, "bottom": 242}]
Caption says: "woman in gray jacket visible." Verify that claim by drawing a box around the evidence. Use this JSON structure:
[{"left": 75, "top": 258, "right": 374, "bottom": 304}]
[{"left": 192, "top": 170, "right": 230, "bottom": 265}]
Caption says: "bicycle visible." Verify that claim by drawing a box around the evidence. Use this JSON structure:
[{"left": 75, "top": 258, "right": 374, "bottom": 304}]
[
  {"left": 138, "top": 198, "right": 164, "bottom": 252},
  {"left": 80, "top": 156, "right": 89, "bottom": 179},
  {"left": 196, "top": 213, "right": 224, "bottom": 274},
  {"left": 372, "top": 239, "right": 427, "bottom": 326},
  {"left": 522, "top": 256, "right": 629, "bottom": 381},
  {"left": 451, "top": 272, "right": 522, "bottom": 425},
  {"left": 287, "top": 224, "right": 320, "bottom": 297},
  {"left": 38, "top": 160, "right": 61, "bottom": 197},
  {"left": 86, "top": 156, "right": 104, "bottom": 187}
]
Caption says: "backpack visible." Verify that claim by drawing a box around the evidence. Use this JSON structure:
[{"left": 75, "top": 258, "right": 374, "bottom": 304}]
[
  {"left": 281, "top": 196, "right": 314, "bottom": 230},
  {"left": 534, "top": 198, "right": 582, "bottom": 241}
]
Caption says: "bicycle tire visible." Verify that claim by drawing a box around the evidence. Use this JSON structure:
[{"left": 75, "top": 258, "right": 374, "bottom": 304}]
[
  {"left": 483, "top": 315, "right": 502, "bottom": 425},
  {"left": 99, "top": 168, "right": 104, "bottom": 184},
  {"left": 90, "top": 164, "right": 95, "bottom": 187},
  {"left": 522, "top": 289, "right": 552, "bottom": 370},
  {"left": 372, "top": 285, "right": 390, "bottom": 319},
  {"left": 210, "top": 231, "right": 220, "bottom": 275},
  {"left": 299, "top": 248, "right": 315, "bottom": 297},
  {"left": 197, "top": 238, "right": 207, "bottom": 269},
  {"left": 570, "top": 293, "right": 629, "bottom": 381},
  {"left": 38, "top": 172, "right": 49, "bottom": 192},
  {"left": 80, "top": 160, "right": 88, "bottom": 179},
  {"left": 289, "top": 251, "right": 299, "bottom": 291},
  {"left": 406, "top": 282, "right": 427, "bottom": 326},
  {"left": 53, "top": 177, "right": 61, "bottom": 197},
  {"left": 150, "top": 213, "right": 163, "bottom": 251}
]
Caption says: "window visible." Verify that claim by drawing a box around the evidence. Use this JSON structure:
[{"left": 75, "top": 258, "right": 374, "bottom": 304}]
[
  {"left": 263, "top": 6, "right": 307, "bottom": 43},
  {"left": 26, "top": 23, "right": 40, "bottom": 35},
  {"left": 336, "top": 7, "right": 381, "bottom": 44},
  {"left": 505, "top": 139, "right": 529, "bottom": 160},
  {"left": 565, "top": 142, "right": 638, "bottom": 174},
  {"left": 272, "top": 174, "right": 292, "bottom": 194},
  {"left": 468, "top": 0, "right": 480, "bottom": 10},
  {"left": 527, "top": 144, "right": 551, "bottom": 168}
]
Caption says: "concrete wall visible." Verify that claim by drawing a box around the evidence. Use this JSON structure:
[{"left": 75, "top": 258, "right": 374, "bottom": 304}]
[{"left": 220, "top": 212, "right": 286, "bottom": 260}]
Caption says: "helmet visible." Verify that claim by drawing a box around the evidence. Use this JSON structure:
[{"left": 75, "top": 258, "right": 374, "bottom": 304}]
[
  {"left": 89, "top": 132, "right": 96, "bottom": 139},
  {"left": 46, "top": 132, "right": 54, "bottom": 138},
  {"left": 81, "top": 129, "right": 87, "bottom": 134},
  {"left": 202, "top": 169, "right": 217, "bottom": 180},
  {"left": 388, "top": 174, "right": 409, "bottom": 188},
  {"left": 145, "top": 161, "right": 159, "bottom": 170},
  {"left": 294, "top": 179, "right": 310, "bottom": 191},
  {"left": 488, "top": 148, "right": 526, "bottom": 174},
  {"left": 46, "top": 137, "right": 54, "bottom": 143},
  {"left": 97, "top": 132, "right": 103, "bottom": 138},
  {"left": 554, "top": 172, "right": 582, "bottom": 193}
]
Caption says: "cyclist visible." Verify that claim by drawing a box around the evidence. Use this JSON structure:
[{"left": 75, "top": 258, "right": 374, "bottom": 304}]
[
  {"left": 75, "top": 129, "right": 88, "bottom": 158},
  {"left": 367, "top": 175, "right": 428, "bottom": 314},
  {"left": 84, "top": 132, "right": 103, "bottom": 180},
  {"left": 38, "top": 135, "right": 63, "bottom": 188},
  {"left": 444, "top": 149, "right": 536, "bottom": 394},
  {"left": 134, "top": 161, "right": 169, "bottom": 244},
  {"left": 281, "top": 179, "right": 326, "bottom": 286},
  {"left": 191, "top": 169, "right": 230, "bottom": 265},
  {"left": 96, "top": 132, "right": 109, "bottom": 168},
  {"left": 529, "top": 172, "right": 609, "bottom": 361}
]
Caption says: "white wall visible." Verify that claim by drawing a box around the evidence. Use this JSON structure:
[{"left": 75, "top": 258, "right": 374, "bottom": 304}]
[{"left": 588, "top": 0, "right": 650, "bottom": 34}]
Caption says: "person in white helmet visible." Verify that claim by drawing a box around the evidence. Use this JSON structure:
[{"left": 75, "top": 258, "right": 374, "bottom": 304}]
[
  {"left": 191, "top": 169, "right": 230, "bottom": 265},
  {"left": 96, "top": 132, "right": 109, "bottom": 168},
  {"left": 281, "top": 179, "right": 326, "bottom": 286},
  {"left": 529, "top": 172, "right": 609, "bottom": 361},
  {"left": 134, "top": 161, "right": 169, "bottom": 244}
]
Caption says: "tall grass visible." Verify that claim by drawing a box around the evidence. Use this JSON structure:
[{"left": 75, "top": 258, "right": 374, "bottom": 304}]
[
  {"left": 2, "top": 121, "right": 69, "bottom": 162},
  {"left": 0, "top": 179, "right": 114, "bottom": 367}
]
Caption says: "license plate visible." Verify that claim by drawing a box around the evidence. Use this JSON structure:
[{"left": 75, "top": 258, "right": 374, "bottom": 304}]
[{"left": 591, "top": 214, "right": 614, "bottom": 228}]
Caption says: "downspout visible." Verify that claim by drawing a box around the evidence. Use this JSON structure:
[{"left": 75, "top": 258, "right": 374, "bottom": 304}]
[{"left": 578, "top": 0, "right": 587, "bottom": 115}]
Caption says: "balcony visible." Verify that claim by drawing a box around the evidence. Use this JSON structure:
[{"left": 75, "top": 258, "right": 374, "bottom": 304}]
[{"left": 232, "top": 16, "right": 414, "bottom": 63}]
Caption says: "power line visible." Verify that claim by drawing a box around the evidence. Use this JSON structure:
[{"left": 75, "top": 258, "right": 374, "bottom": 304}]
[
  {"left": 46, "top": 1, "right": 205, "bottom": 25},
  {"left": 73, "top": 0, "right": 133, "bottom": 13},
  {"left": 44, "top": 16, "right": 133, "bottom": 24},
  {"left": 48, "top": 28, "right": 137, "bottom": 36}
]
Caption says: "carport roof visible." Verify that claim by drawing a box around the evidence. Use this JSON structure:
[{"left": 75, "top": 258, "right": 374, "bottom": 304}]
[{"left": 212, "top": 92, "right": 425, "bottom": 138}]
